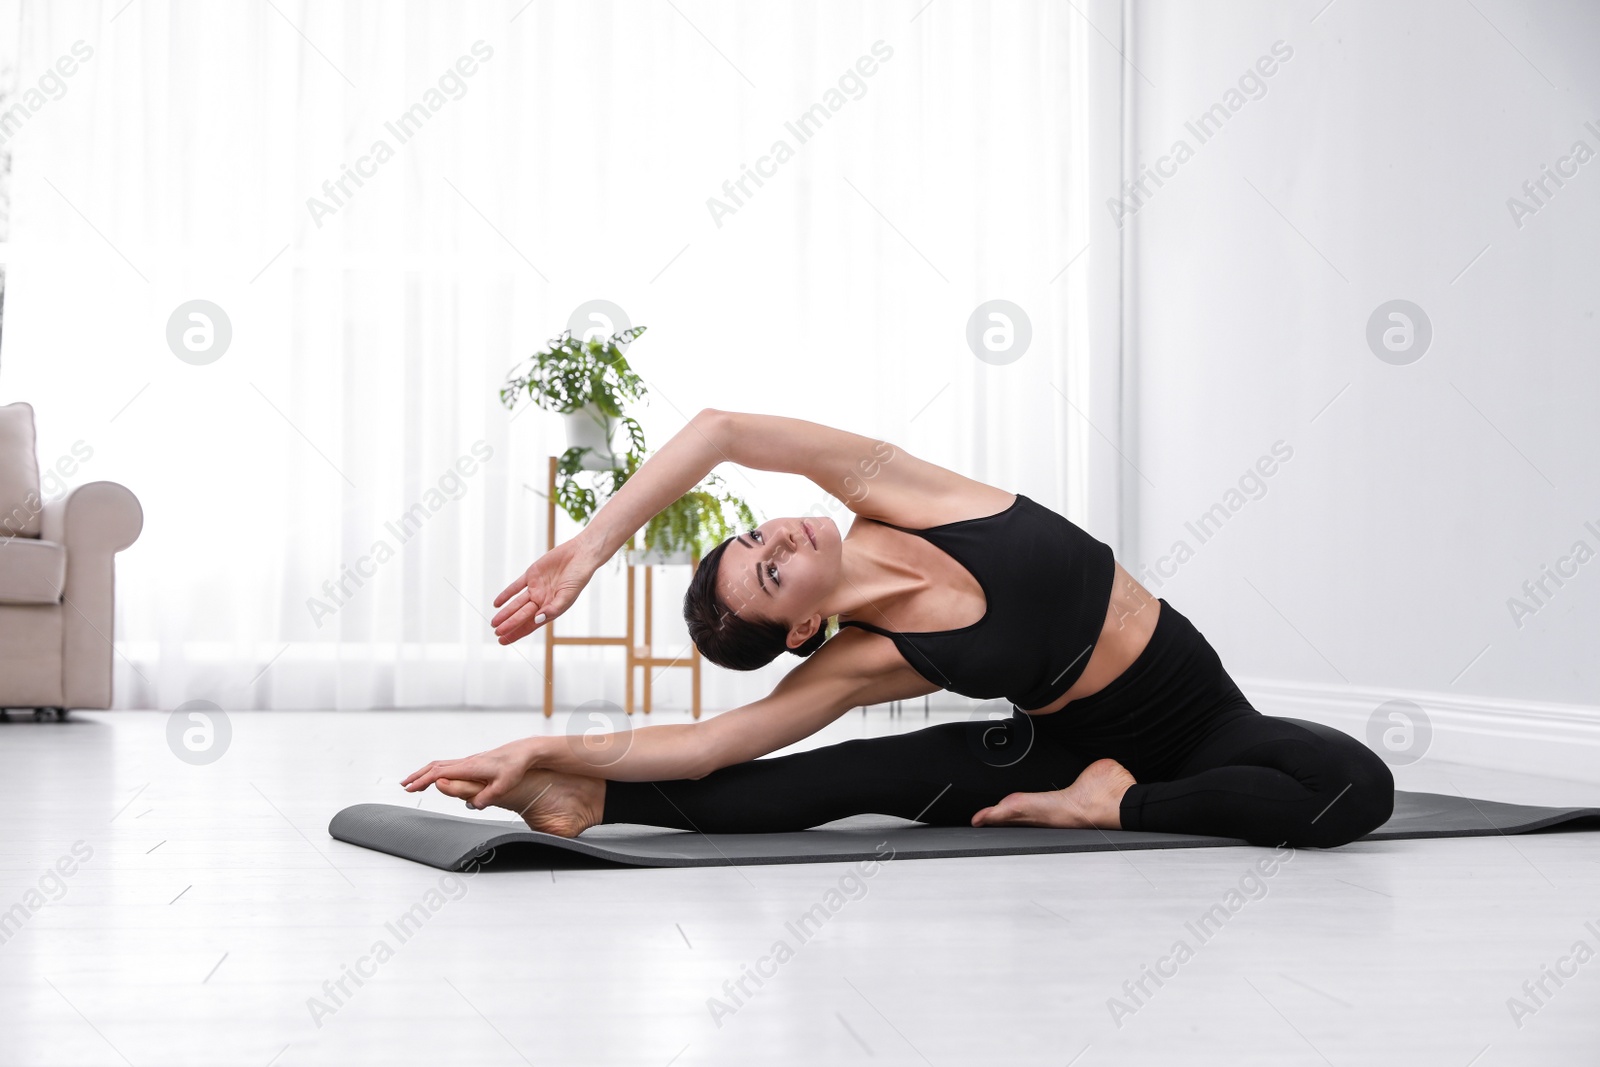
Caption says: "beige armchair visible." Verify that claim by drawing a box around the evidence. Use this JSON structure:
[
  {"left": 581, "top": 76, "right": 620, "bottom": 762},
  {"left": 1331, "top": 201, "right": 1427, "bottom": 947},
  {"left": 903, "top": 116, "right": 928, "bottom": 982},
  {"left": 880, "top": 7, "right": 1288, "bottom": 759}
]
[{"left": 0, "top": 402, "right": 143, "bottom": 720}]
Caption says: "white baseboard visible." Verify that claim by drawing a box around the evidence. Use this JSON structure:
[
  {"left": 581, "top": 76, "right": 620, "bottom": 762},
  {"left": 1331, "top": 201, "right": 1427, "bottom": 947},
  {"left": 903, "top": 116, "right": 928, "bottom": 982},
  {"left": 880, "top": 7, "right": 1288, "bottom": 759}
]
[{"left": 1236, "top": 676, "right": 1600, "bottom": 785}]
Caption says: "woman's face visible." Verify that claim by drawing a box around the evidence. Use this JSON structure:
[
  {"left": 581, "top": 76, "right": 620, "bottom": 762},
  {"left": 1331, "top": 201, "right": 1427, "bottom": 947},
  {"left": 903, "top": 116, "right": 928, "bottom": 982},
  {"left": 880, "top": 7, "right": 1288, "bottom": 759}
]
[{"left": 715, "top": 514, "right": 842, "bottom": 645}]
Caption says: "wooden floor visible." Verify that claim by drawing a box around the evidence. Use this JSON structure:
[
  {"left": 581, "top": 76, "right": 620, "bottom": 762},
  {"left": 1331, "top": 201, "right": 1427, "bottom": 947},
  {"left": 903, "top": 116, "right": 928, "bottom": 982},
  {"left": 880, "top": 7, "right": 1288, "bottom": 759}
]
[{"left": 4, "top": 708, "right": 1599, "bottom": 1066}]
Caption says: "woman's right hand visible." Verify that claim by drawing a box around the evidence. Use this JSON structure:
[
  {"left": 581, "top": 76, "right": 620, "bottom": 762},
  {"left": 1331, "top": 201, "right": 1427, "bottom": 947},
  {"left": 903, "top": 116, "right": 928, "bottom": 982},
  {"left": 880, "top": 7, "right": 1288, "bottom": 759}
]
[
  {"left": 491, "top": 535, "right": 601, "bottom": 645},
  {"left": 401, "top": 736, "right": 544, "bottom": 809}
]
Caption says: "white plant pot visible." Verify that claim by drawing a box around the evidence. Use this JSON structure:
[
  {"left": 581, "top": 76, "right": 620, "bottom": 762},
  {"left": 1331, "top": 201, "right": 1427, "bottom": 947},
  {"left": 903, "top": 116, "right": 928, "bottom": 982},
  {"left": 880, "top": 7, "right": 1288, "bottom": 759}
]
[
  {"left": 562, "top": 403, "right": 620, "bottom": 470},
  {"left": 627, "top": 546, "right": 696, "bottom": 567}
]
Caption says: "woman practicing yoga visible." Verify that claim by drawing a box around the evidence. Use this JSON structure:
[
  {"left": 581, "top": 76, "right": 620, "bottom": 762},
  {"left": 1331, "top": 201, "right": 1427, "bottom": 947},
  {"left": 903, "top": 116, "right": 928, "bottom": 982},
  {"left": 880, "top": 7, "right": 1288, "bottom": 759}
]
[{"left": 403, "top": 410, "right": 1395, "bottom": 847}]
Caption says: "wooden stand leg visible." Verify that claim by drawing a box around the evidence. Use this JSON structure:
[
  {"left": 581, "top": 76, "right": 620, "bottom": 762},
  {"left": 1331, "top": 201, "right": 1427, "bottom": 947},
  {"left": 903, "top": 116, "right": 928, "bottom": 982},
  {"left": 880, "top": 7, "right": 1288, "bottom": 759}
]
[
  {"left": 690, "top": 551, "right": 701, "bottom": 720},
  {"left": 691, "top": 642, "right": 701, "bottom": 720},
  {"left": 543, "top": 456, "right": 556, "bottom": 718},
  {"left": 643, "top": 566, "right": 653, "bottom": 715},
  {"left": 625, "top": 559, "right": 635, "bottom": 715}
]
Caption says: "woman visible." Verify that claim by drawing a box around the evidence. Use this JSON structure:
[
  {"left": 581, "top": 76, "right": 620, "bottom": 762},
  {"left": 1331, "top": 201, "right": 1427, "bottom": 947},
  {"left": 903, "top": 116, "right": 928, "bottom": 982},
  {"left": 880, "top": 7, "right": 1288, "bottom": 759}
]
[{"left": 403, "top": 410, "right": 1394, "bottom": 847}]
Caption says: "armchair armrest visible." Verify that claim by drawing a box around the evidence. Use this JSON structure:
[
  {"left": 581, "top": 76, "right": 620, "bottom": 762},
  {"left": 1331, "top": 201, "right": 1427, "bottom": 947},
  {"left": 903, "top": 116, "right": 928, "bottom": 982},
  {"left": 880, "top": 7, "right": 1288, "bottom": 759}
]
[
  {"left": 41, "top": 480, "right": 143, "bottom": 553},
  {"left": 39, "top": 481, "right": 144, "bottom": 709}
]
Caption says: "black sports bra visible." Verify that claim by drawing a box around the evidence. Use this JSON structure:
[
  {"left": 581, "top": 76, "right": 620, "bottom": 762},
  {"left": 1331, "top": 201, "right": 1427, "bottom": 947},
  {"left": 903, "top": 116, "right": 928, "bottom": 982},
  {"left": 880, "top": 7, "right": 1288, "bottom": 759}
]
[{"left": 837, "top": 494, "right": 1115, "bottom": 711}]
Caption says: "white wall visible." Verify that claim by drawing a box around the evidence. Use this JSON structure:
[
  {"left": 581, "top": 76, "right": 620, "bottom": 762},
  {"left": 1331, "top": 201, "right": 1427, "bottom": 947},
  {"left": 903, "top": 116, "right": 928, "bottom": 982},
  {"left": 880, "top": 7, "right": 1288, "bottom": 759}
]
[{"left": 1123, "top": 0, "right": 1600, "bottom": 772}]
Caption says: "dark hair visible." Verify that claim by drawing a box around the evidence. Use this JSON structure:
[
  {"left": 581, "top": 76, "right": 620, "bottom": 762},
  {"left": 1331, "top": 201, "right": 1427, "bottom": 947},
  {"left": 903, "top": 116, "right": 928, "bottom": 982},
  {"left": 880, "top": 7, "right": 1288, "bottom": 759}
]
[{"left": 683, "top": 535, "right": 827, "bottom": 670}]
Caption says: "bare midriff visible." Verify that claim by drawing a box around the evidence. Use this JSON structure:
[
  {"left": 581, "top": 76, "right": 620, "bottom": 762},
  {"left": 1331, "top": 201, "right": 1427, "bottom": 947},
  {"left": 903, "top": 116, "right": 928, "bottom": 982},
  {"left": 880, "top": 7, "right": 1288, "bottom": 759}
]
[{"left": 1017, "top": 561, "right": 1161, "bottom": 715}]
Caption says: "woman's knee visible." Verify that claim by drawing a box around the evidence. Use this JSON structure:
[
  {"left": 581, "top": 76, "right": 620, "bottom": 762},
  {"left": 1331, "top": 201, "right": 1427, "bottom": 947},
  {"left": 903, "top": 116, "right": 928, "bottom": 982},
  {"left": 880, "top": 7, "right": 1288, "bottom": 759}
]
[{"left": 1294, "top": 728, "right": 1395, "bottom": 847}]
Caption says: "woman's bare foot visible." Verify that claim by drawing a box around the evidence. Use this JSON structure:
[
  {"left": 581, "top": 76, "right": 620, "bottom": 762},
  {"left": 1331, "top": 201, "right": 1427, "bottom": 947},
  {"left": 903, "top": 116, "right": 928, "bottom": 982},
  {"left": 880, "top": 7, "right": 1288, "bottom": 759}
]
[
  {"left": 435, "top": 768, "right": 606, "bottom": 838},
  {"left": 970, "top": 758, "right": 1136, "bottom": 829}
]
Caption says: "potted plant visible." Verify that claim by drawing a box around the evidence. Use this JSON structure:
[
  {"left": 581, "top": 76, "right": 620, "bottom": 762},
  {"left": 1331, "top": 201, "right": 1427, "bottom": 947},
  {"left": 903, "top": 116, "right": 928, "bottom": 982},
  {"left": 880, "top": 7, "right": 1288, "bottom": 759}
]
[
  {"left": 500, "top": 325, "right": 759, "bottom": 564},
  {"left": 501, "top": 325, "right": 649, "bottom": 471}
]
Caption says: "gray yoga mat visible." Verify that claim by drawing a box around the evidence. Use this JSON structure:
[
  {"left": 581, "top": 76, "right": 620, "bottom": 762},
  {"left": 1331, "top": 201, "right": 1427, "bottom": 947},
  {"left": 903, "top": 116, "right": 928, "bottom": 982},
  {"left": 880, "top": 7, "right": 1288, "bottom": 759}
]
[{"left": 328, "top": 790, "right": 1600, "bottom": 872}]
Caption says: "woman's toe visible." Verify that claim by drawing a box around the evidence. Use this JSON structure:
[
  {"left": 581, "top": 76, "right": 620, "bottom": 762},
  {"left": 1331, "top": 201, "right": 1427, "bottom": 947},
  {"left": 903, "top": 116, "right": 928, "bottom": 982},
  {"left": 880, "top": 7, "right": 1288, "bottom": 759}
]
[{"left": 973, "top": 793, "right": 1027, "bottom": 826}]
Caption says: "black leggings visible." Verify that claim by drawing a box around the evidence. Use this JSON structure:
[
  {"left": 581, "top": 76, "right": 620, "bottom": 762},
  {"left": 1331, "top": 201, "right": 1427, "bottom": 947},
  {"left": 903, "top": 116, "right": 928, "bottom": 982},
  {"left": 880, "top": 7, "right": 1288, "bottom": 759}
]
[{"left": 602, "top": 598, "right": 1396, "bottom": 848}]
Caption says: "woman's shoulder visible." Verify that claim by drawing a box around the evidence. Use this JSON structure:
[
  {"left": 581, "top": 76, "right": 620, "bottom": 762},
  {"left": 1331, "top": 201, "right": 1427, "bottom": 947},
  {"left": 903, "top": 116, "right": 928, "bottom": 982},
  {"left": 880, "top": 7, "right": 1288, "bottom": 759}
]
[
  {"left": 857, "top": 487, "right": 1020, "bottom": 532},
  {"left": 841, "top": 442, "right": 1017, "bottom": 529}
]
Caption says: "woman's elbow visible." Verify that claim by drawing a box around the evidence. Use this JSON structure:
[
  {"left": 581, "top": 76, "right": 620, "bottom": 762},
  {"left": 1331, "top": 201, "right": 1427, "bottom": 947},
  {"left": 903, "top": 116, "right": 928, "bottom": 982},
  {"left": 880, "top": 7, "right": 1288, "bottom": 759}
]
[
  {"left": 683, "top": 727, "right": 740, "bottom": 780},
  {"left": 685, "top": 739, "right": 734, "bottom": 779}
]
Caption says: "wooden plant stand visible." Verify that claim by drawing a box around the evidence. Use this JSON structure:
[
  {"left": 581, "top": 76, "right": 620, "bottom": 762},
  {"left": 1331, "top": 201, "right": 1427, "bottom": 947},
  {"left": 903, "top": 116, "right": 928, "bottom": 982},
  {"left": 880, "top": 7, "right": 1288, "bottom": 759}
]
[{"left": 540, "top": 456, "right": 703, "bottom": 719}]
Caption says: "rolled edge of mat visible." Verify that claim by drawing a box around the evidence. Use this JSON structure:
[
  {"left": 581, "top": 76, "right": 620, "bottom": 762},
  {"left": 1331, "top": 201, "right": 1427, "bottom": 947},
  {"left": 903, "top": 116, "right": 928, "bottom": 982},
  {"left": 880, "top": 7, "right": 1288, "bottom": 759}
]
[
  {"left": 328, "top": 803, "right": 500, "bottom": 871},
  {"left": 329, "top": 803, "right": 661, "bottom": 871}
]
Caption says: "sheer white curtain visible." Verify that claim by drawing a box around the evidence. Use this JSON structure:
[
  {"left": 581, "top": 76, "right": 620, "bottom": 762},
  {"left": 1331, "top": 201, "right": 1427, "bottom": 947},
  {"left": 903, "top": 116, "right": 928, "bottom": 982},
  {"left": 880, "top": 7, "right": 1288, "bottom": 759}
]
[{"left": 0, "top": 0, "right": 1109, "bottom": 711}]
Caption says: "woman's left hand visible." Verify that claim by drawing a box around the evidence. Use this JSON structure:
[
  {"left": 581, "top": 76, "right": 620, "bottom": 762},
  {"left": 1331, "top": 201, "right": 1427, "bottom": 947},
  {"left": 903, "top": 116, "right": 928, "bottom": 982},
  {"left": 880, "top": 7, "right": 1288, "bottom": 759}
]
[
  {"left": 401, "top": 737, "right": 542, "bottom": 809},
  {"left": 491, "top": 535, "right": 600, "bottom": 646}
]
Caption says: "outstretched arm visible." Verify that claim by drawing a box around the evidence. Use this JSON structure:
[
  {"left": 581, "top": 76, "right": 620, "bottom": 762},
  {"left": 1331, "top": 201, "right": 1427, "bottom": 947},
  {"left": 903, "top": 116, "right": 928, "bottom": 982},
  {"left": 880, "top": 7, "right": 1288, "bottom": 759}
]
[
  {"left": 402, "top": 628, "right": 936, "bottom": 804},
  {"left": 492, "top": 407, "right": 1005, "bottom": 645},
  {"left": 708, "top": 410, "right": 1012, "bottom": 529},
  {"left": 534, "top": 628, "right": 933, "bottom": 780},
  {"left": 490, "top": 407, "right": 731, "bottom": 645},
  {"left": 571, "top": 408, "right": 915, "bottom": 568}
]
